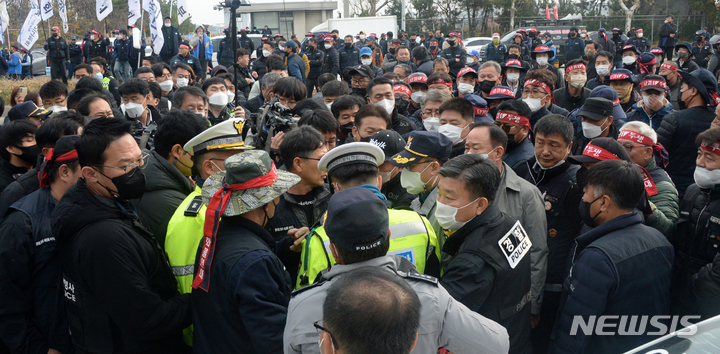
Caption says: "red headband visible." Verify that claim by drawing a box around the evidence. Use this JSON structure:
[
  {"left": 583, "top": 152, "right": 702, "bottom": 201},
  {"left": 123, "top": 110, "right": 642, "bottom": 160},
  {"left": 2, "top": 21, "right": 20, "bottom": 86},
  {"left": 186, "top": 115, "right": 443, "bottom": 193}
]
[
  {"left": 428, "top": 78, "right": 452, "bottom": 87},
  {"left": 407, "top": 75, "right": 427, "bottom": 85},
  {"left": 505, "top": 59, "right": 523, "bottom": 68},
  {"left": 193, "top": 163, "right": 280, "bottom": 291},
  {"left": 619, "top": 130, "right": 670, "bottom": 168},
  {"left": 474, "top": 107, "right": 489, "bottom": 116},
  {"left": 609, "top": 72, "right": 631, "bottom": 81},
  {"left": 38, "top": 148, "right": 79, "bottom": 188},
  {"left": 179, "top": 44, "right": 190, "bottom": 49},
  {"left": 701, "top": 141, "right": 720, "bottom": 156},
  {"left": 612, "top": 99, "right": 620, "bottom": 105},
  {"left": 660, "top": 63, "right": 677, "bottom": 72},
  {"left": 566, "top": 63, "right": 587, "bottom": 73},
  {"left": 394, "top": 85, "right": 411, "bottom": 96},
  {"left": 637, "top": 164, "right": 658, "bottom": 197},
  {"left": 489, "top": 87, "right": 516, "bottom": 98},
  {"left": 640, "top": 79, "right": 667, "bottom": 90},
  {"left": 495, "top": 111, "right": 530, "bottom": 127},
  {"left": 583, "top": 143, "right": 620, "bottom": 161},
  {"left": 524, "top": 78, "right": 551, "bottom": 95}
]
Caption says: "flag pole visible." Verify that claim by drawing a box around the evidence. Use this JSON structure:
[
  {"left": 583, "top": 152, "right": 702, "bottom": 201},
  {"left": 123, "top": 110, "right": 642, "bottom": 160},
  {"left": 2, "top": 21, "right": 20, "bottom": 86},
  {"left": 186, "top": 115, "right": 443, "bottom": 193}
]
[{"left": 138, "top": 9, "right": 144, "bottom": 68}]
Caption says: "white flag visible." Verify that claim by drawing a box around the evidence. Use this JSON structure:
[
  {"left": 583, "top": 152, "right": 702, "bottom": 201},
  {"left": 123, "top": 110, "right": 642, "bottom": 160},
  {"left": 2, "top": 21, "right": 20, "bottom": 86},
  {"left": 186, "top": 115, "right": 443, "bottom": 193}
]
[
  {"left": 128, "top": 0, "right": 141, "bottom": 26},
  {"left": 0, "top": 0, "right": 9, "bottom": 44},
  {"left": 58, "top": 0, "right": 68, "bottom": 32},
  {"left": 40, "top": 0, "right": 53, "bottom": 21},
  {"left": 18, "top": 0, "right": 41, "bottom": 50},
  {"left": 177, "top": 0, "right": 190, "bottom": 23},
  {"left": 143, "top": 0, "right": 164, "bottom": 55},
  {"left": 96, "top": 0, "right": 112, "bottom": 21}
]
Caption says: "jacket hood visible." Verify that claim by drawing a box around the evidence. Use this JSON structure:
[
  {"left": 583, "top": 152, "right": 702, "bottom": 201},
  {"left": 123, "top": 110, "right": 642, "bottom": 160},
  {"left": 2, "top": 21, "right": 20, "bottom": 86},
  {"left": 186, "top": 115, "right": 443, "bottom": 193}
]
[
  {"left": 51, "top": 178, "right": 127, "bottom": 241},
  {"left": 141, "top": 150, "right": 194, "bottom": 195}
]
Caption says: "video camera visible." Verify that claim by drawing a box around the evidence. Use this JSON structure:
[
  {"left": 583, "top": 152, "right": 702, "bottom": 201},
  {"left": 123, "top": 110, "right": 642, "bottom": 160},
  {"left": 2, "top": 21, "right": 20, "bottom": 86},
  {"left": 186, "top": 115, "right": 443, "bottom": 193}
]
[{"left": 252, "top": 97, "right": 299, "bottom": 150}]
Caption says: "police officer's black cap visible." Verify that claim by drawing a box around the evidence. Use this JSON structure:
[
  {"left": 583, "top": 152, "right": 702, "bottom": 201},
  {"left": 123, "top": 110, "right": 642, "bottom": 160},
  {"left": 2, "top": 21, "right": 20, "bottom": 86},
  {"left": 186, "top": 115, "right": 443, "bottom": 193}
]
[
  {"left": 578, "top": 97, "right": 614, "bottom": 121},
  {"left": 348, "top": 65, "right": 374, "bottom": 79},
  {"left": 8, "top": 101, "right": 52, "bottom": 122},
  {"left": 324, "top": 188, "right": 389, "bottom": 252},
  {"left": 389, "top": 131, "right": 452, "bottom": 168},
  {"left": 368, "top": 130, "right": 406, "bottom": 161}
]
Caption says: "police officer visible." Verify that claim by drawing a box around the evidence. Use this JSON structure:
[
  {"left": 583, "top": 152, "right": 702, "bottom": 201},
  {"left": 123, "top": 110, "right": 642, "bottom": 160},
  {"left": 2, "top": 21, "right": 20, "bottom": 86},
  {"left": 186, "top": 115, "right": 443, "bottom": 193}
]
[
  {"left": 295, "top": 142, "right": 441, "bottom": 288},
  {"left": 164, "top": 118, "right": 251, "bottom": 344},
  {"left": 338, "top": 35, "right": 360, "bottom": 80},
  {"left": 441, "top": 31, "right": 467, "bottom": 79},
  {"left": 68, "top": 36, "right": 83, "bottom": 79},
  {"left": 217, "top": 27, "right": 242, "bottom": 69},
  {"left": 692, "top": 30, "right": 712, "bottom": 69},
  {"left": 627, "top": 28, "right": 651, "bottom": 53},
  {"left": 437, "top": 153, "right": 533, "bottom": 354},
  {"left": 321, "top": 36, "right": 339, "bottom": 77},
  {"left": 284, "top": 187, "right": 510, "bottom": 354},
  {"left": 239, "top": 28, "right": 255, "bottom": 54},
  {"left": 368, "top": 129, "right": 417, "bottom": 209},
  {"left": 44, "top": 26, "right": 69, "bottom": 85},
  {"left": 485, "top": 33, "right": 508, "bottom": 64}
]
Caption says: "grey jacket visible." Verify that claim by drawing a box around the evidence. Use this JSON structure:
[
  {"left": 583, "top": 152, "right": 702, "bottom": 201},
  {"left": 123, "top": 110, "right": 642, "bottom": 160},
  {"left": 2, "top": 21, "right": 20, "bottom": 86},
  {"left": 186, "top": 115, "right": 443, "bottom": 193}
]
[
  {"left": 494, "top": 162, "right": 548, "bottom": 315},
  {"left": 283, "top": 255, "right": 510, "bottom": 354}
]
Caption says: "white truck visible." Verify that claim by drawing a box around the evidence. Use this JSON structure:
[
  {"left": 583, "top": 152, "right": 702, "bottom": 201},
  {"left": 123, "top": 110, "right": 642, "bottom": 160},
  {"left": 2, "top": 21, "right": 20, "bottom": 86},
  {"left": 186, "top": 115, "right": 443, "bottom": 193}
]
[{"left": 309, "top": 16, "right": 398, "bottom": 37}]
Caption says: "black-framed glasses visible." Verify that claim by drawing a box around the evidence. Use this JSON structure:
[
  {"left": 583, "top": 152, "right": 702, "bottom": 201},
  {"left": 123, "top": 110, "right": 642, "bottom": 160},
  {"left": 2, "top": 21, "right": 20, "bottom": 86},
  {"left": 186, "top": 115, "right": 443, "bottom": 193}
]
[
  {"left": 622, "top": 143, "right": 647, "bottom": 152},
  {"left": 314, "top": 321, "right": 339, "bottom": 350},
  {"left": 94, "top": 152, "right": 150, "bottom": 176}
]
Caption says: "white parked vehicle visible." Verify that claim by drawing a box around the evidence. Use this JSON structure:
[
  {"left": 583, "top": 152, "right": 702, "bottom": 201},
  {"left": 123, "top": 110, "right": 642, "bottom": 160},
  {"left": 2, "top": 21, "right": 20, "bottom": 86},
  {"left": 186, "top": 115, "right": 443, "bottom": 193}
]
[{"left": 463, "top": 37, "right": 493, "bottom": 62}]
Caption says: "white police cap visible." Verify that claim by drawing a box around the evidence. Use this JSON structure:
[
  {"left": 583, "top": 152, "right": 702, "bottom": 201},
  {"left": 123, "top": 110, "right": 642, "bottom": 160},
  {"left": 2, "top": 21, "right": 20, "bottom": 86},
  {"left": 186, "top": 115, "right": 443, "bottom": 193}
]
[
  {"left": 318, "top": 142, "right": 385, "bottom": 175},
  {"left": 183, "top": 118, "right": 252, "bottom": 153}
]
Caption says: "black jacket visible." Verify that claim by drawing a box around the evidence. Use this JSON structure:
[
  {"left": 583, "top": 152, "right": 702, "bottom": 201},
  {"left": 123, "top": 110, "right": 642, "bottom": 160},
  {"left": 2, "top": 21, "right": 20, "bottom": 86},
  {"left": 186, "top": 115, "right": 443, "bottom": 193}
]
[
  {"left": 391, "top": 109, "right": 417, "bottom": 137},
  {"left": 53, "top": 179, "right": 191, "bottom": 353},
  {"left": 235, "top": 65, "right": 253, "bottom": 100},
  {"left": 659, "top": 22, "right": 678, "bottom": 48},
  {"left": 626, "top": 36, "right": 651, "bottom": 53},
  {"left": 218, "top": 37, "right": 242, "bottom": 69},
  {"left": 381, "top": 172, "right": 417, "bottom": 210},
  {"left": 485, "top": 43, "right": 507, "bottom": 63},
  {"left": 83, "top": 38, "right": 109, "bottom": 63},
  {"left": 552, "top": 86, "right": 591, "bottom": 113},
  {"left": 679, "top": 58, "right": 700, "bottom": 72},
  {"left": 0, "top": 160, "right": 28, "bottom": 193},
  {"left": 161, "top": 25, "right": 182, "bottom": 58},
  {"left": 239, "top": 34, "right": 255, "bottom": 53},
  {"left": 441, "top": 204, "right": 532, "bottom": 354},
  {"left": 337, "top": 44, "right": 360, "bottom": 74},
  {"left": 415, "top": 58, "right": 434, "bottom": 77},
  {"left": 169, "top": 53, "right": 203, "bottom": 81},
  {"left": 564, "top": 35, "right": 585, "bottom": 63},
  {"left": 191, "top": 216, "right": 291, "bottom": 353},
  {"left": 0, "top": 167, "right": 39, "bottom": 220},
  {"left": 692, "top": 42, "right": 712, "bottom": 68},
  {"left": 69, "top": 43, "right": 83, "bottom": 64},
  {"left": 678, "top": 253, "right": 720, "bottom": 321},
  {"left": 44, "top": 36, "right": 68, "bottom": 62},
  {"left": 657, "top": 106, "right": 716, "bottom": 197},
  {"left": 0, "top": 187, "right": 71, "bottom": 353},
  {"left": 306, "top": 47, "right": 324, "bottom": 80},
  {"left": 440, "top": 45, "right": 467, "bottom": 78},
  {"left": 321, "top": 46, "right": 340, "bottom": 76},
  {"left": 135, "top": 151, "right": 195, "bottom": 248}
]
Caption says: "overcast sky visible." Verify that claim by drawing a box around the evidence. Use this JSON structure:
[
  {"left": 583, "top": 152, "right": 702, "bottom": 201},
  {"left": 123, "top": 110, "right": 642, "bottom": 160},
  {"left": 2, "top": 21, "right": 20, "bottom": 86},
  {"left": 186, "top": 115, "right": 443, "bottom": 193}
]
[{"left": 186, "top": 0, "right": 343, "bottom": 26}]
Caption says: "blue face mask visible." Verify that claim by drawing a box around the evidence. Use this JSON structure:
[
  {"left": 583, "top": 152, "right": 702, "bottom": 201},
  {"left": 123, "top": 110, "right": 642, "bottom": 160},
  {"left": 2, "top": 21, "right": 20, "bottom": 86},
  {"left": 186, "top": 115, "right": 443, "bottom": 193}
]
[{"left": 94, "top": 73, "right": 103, "bottom": 81}]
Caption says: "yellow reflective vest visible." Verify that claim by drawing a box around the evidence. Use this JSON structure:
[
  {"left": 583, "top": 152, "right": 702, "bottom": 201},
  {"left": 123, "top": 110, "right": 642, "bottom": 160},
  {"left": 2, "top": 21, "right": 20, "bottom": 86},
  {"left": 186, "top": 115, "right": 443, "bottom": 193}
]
[
  {"left": 164, "top": 186, "right": 205, "bottom": 346},
  {"left": 296, "top": 208, "right": 440, "bottom": 288}
]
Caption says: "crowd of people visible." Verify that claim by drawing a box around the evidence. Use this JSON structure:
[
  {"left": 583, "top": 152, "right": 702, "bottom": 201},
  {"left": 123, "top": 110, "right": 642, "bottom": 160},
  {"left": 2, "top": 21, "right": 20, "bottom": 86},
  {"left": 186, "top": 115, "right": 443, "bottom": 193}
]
[{"left": 0, "top": 12, "right": 720, "bottom": 354}]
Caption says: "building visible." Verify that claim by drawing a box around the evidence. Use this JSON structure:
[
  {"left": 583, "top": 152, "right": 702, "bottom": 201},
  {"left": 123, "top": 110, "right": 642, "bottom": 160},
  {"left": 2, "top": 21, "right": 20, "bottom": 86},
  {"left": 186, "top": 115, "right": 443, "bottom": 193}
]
[{"left": 228, "top": 0, "right": 339, "bottom": 39}]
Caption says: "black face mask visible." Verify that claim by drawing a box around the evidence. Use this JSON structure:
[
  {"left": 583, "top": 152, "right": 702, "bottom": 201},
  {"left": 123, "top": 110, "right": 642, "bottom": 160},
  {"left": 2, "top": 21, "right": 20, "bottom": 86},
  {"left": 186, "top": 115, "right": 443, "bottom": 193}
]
[
  {"left": 697, "top": 37, "right": 704, "bottom": 43},
  {"left": 52, "top": 33, "right": 58, "bottom": 38},
  {"left": 353, "top": 87, "right": 367, "bottom": 98},
  {"left": 579, "top": 195, "right": 603, "bottom": 227},
  {"left": 359, "top": 135, "right": 373, "bottom": 142},
  {"left": 507, "top": 53, "right": 520, "bottom": 60},
  {"left": 339, "top": 122, "right": 354, "bottom": 137},
  {"left": 389, "top": 47, "right": 396, "bottom": 55},
  {"left": 446, "top": 40, "right": 455, "bottom": 46},
  {"left": 97, "top": 167, "right": 146, "bottom": 201},
  {"left": 345, "top": 43, "right": 352, "bottom": 49},
  {"left": 489, "top": 106, "right": 499, "bottom": 118},
  {"left": 576, "top": 166, "right": 588, "bottom": 187},
  {"left": 395, "top": 98, "right": 409, "bottom": 115},
  {"left": 660, "top": 74, "right": 670, "bottom": 83},
  {"left": 570, "top": 32, "right": 577, "bottom": 38},
  {"left": 506, "top": 133, "right": 518, "bottom": 150},
  {"left": 478, "top": 80, "right": 495, "bottom": 94},
  {"left": 15, "top": 145, "right": 40, "bottom": 165},
  {"left": 430, "top": 45, "right": 437, "bottom": 50}
]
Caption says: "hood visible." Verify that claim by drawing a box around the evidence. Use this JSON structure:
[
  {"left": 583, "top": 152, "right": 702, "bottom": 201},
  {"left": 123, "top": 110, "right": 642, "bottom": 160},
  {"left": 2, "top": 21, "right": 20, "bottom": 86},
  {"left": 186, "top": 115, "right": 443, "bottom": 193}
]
[
  {"left": 141, "top": 150, "right": 194, "bottom": 195},
  {"left": 51, "top": 178, "right": 127, "bottom": 241}
]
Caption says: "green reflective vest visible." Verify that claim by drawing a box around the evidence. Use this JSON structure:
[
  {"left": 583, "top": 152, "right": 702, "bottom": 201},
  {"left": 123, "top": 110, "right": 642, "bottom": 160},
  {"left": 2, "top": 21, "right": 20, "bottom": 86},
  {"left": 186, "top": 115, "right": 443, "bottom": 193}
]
[
  {"left": 164, "top": 186, "right": 205, "bottom": 346},
  {"left": 296, "top": 208, "right": 440, "bottom": 288},
  {"left": 101, "top": 76, "right": 110, "bottom": 90}
]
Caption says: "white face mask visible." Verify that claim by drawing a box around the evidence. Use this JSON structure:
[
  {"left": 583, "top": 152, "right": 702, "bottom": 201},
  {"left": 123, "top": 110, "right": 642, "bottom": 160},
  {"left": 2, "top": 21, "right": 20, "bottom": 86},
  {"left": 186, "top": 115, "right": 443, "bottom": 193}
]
[
  {"left": 411, "top": 91, "right": 426, "bottom": 104},
  {"left": 423, "top": 117, "right": 439, "bottom": 132},
  {"left": 90, "top": 35, "right": 96, "bottom": 40},
  {"left": 379, "top": 166, "right": 397, "bottom": 184},
  {"left": 457, "top": 83, "right": 474, "bottom": 95},
  {"left": 570, "top": 74, "right": 587, "bottom": 88},
  {"left": 582, "top": 117, "right": 608, "bottom": 139},
  {"left": 279, "top": 45, "right": 285, "bottom": 51},
  {"left": 324, "top": 43, "right": 332, "bottom": 49},
  {"left": 694, "top": 166, "right": 720, "bottom": 189},
  {"left": 435, "top": 198, "right": 480, "bottom": 230},
  {"left": 49, "top": 105, "right": 67, "bottom": 113},
  {"left": 359, "top": 35, "right": 366, "bottom": 40},
  {"left": 176, "top": 78, "right": 189, "bottom": 88},
  {"left": 164, "top": 23, "right": 171, "bottom": 28},
  {"left": 534, "top": 148, "right": 569, "bottom": 170},
  {"left": 637, "top": 32, "right": 643, "bottom": 38},
  {"left": 226, "top": 90, "right": 235, "bottom": 103},
  {"left": 123, "top": 99, "right": 146, "bottom": 119},
  {"left": 622, "top": 56, "right": 636, "bottom": 65},
  {"left": 208, "top": 92, "right": 229, "bottom": 107},
  {"left": 326, "top": 102, "right": 333, "bottom": 110},
  {"left": 506, "top": 73, "right": 520, "bottom": 83},
  {"left": 595, "top": 64, "right": 610, "bottom": 77},
  {"left": 438, "top": 123, "right": 468, "bottom": 146},
  {"left": 523, "top": 96, "right": 544, "bottom": 113},
  {"left": 580, "top": 33, "right": 587, "bottom": 38},
  {"left": 400, "top": 163, "right": 436, "bottom": 194},
  {"left": 159, "top": 80, "right": 174, "bottom": 92},
  {"left": 536, "top": 57, "right": 548, "bottom": 66},
  {"left": 466, "top": 57, "right": 475, "bottom": 65},
  {"left": 642, "top": 94, "right": 663, "bottom": 108},
  {"left": 478, "top": 146, "right": 498, "bottom": 161},
  {"left": 195, "top": 111, "right": 206, "bottom": 118},
  {"left": 263, "top": 50, "right": 271, "bottom": 57},
  {"left": 374, "top": 99, "right": 395, "bottom": 115},
  {"left": 361, "top": 58, "right": 372, "bottom": 66}
]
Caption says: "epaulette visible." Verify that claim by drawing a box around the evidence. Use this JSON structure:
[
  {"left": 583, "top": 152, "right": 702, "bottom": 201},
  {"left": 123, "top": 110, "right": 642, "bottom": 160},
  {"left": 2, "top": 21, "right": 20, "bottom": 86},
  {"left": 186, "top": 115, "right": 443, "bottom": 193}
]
[
  {"left": 394, "top": 256, "right": 438, "bottom": 285},
  {"left": 184, "top": 195, "right": 204, "bottom": 217},
  {"left": 291, "top": 278, "right": 327, "bottom": 297}
]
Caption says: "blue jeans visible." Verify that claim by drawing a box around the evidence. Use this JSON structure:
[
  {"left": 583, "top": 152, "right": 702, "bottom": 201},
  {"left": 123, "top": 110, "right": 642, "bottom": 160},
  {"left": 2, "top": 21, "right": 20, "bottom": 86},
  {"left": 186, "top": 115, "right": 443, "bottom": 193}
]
[{"left": 114, "top": 60, "right": 132, "bottom": 82}]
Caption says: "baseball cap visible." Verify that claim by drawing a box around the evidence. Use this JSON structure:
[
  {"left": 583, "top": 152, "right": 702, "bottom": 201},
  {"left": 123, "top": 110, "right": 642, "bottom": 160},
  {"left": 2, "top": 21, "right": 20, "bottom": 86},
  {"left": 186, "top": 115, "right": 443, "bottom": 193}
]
[
  {"left": 285, "top": 40, "right": 297, "bottom": 49},
  {"left": 359, "top": 47, "right": 372, "bottom": 57},
  {"left": 578, "top": 97, "right": 614, "bottom": 121},
  {"left": 389, "top": 131, "right": 452, "bottom": 168},
  {"left": 485, "top": 86, "right": 517, "bottom": 100},
  {"left": 588, "top": 85, "right": 627, "bottom": 120},
  {"left": 407, "top": 73, "right": 428, "bottom": 87},
  {"left": 503, "top": 59, "right": 526, "bottom": 71},
  {"left": 464, "top": 94, "right": 492, "bottom": 122},
  {"left": 368, "top": 130, "right": 406, "bottom": 162},
  {"left": 568, "top": 137, "right": 631, "bottom": 164},
  {"left": 318, "top": 142, "right": 385, "bottom": 175},
  {"left": 622, "top": 44, "right": 641, "bottom": 56},
  {"left": 457, "top": 67, "right": 477, "bottom": 79},
  {"left": 468, "top": 50, "right": 481, "bottom": 59},
  {"left": 348, "top": 65, "right": 375, "bottom": 79},
  {"left": 608, "top": 68, "right": 635, "bottom": 84},
  {"left": 323, "top": 188, "right": 389, "bottom": 252},
  {"left": 639, "top": 75, "right": 668, "bottom": 92},
  {"left": 7, "top": 101, "right": 52, "bottom": 122}
]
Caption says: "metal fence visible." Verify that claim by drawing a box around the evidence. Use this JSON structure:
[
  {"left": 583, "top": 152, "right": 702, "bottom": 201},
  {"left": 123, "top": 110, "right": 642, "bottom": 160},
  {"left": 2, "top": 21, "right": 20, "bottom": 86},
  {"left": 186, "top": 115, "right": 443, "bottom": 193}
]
[{"left": 403, "top": 14, "right": 707, "bottom": 45}]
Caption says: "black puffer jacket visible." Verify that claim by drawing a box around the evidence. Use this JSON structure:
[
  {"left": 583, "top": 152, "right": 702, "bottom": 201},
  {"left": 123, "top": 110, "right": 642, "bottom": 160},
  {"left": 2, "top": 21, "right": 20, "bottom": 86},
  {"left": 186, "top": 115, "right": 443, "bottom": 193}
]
[{"left": 0, "top": 167, "right": 39, "bottom": 220}]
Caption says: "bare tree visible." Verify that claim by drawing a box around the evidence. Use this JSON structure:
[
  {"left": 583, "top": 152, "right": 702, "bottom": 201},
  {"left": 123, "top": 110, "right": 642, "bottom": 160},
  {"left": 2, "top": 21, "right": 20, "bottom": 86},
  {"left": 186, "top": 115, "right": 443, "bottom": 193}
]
[{"left": 618, "top": 0, "right": 642, "bottom": 33}]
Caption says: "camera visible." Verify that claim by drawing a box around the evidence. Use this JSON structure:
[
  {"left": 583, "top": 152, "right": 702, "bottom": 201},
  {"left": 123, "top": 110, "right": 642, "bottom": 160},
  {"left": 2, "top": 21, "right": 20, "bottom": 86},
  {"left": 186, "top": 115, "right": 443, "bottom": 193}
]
[{"left": 252, "top": 97, "right": 298, "bottom": 150}]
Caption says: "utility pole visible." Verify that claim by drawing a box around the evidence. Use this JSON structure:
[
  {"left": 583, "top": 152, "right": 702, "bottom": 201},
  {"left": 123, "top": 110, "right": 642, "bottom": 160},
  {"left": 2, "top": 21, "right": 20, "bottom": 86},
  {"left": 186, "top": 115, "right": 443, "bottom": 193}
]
[{"left": 401, "top": 0, "right": 405, "bottom": 31}]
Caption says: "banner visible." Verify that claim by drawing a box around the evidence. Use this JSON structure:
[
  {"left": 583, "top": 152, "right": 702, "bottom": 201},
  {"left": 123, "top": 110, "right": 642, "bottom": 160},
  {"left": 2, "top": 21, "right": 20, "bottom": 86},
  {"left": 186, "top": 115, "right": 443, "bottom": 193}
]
[
  {"left": 96, "top": 0, "right": 113, "bottom": 21},
  {"left": 177, "top": 0, "right": 191, "bottom": 23},
  {"left": 0, "top": 0, "right": 9, "bottom": 44},
  {"left": 545, "top": 4, "right": 550, "bottom": 20},
  {"left": 128, "top": 0, "right": 141, "bottom": 26},
  {"left": 59, "top": 0, "right": 68, "bottom": 32},
  {"left": 18, "top": 0, "right": 41, "bottom": 50},
  {"left": 553, "top": 3, "right": 558, "bottom": 20},
  {"left": 40, "top": 0, "right": 53, "bottom": 21},
  {"left": 143, "top": 0, "right": 164, "bottom": 55}
]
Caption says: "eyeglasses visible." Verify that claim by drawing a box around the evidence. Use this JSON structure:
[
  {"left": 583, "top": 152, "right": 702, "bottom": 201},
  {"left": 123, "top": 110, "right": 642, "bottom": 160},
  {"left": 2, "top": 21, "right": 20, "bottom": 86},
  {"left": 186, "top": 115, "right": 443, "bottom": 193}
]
[
  {"left": 622, "top": 143, "right": 647, "bottom": 152},
  {"left": 351, "top": 78, "right": 369, "bottom": 85},
  {"left": 314, "top": 321, "right": 339, "bottom": 350},
  {"left": 95, "top": 152, "right": 150, "bottom": 176},
  {"left": 522, "top": 89, "right": 547, "bottom": 97}
]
